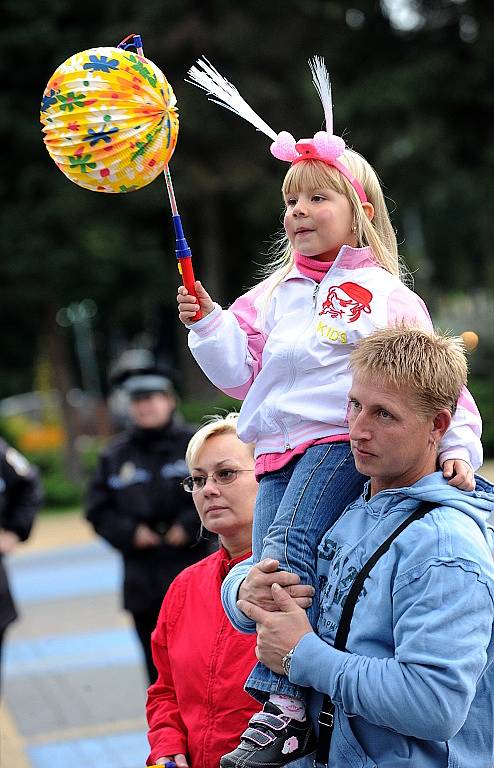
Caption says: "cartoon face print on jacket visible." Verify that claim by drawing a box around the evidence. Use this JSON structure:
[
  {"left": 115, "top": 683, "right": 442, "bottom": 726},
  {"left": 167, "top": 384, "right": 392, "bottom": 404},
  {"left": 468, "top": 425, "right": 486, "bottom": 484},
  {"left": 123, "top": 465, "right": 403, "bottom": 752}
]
[{"left": 319, "top": 281, "right": 373, "bottom": 323}]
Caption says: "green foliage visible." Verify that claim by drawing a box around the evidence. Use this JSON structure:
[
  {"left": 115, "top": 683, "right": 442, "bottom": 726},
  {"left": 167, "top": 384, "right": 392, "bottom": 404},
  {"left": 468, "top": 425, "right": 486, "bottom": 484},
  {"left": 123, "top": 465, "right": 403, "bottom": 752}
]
[
  {"left": 22, "top": 448, "right": 83, "bottom": 508},
  {"left": 179, "top": 394, "right": 241, "bottom": 427},
  {"left": 2, "top": 0, "right": 493, "bottom": 407},
  {"left": 41, "top": 469, "right": 84, "bottom": 509}
]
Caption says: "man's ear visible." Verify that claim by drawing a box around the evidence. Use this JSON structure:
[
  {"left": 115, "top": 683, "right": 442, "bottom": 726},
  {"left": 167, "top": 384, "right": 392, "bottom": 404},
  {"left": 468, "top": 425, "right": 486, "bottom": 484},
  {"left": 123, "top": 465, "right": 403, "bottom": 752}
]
[
  {"left": 362, "top": 202, "right": 374, "bottom": 222},
  {"left": 432, "top": 409, "right": 452, "bottom": 444}
]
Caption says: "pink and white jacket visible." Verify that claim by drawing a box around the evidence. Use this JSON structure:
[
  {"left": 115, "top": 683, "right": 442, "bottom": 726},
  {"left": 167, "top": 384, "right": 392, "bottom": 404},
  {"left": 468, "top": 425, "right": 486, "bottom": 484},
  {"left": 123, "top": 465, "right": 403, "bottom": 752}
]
[{"left": 188, "top": 246, "right": 482, "bottom": 467}]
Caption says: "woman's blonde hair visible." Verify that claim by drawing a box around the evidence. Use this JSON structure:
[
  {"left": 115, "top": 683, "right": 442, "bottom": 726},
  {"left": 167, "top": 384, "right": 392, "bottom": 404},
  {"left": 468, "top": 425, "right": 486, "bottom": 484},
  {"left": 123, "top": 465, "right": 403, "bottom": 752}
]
[
  {"left": 185, "top": 412, "right": 254, "bottom": 469},
  {"left": 259, "top": 150, "right": 406, "bottom": 293}
]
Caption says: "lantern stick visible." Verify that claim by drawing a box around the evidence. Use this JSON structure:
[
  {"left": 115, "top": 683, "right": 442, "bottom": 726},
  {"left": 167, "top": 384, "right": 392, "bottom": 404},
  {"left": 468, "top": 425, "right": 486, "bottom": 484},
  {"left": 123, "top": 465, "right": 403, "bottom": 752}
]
[{"left": 118, "top": 34, "right": 202, "bottom": 320}]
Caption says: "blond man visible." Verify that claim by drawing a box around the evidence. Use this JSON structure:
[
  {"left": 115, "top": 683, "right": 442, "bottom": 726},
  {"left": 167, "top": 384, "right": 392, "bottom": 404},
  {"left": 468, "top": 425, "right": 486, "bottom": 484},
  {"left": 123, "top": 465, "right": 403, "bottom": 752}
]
[{"left": 222, "top": 327, "right": 494, "bottom": 768}]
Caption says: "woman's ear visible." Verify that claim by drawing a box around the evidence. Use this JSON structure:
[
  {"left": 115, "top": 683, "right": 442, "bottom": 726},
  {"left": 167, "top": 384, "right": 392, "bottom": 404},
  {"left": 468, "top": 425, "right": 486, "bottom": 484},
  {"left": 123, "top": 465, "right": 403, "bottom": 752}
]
[{"left": 362, "top": 202, "right": 374, "bottom": 222}]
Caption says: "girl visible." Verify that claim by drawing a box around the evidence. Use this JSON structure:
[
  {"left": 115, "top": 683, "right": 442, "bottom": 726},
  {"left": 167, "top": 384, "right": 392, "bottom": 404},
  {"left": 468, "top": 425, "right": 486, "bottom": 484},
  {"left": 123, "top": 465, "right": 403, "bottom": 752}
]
[{"left": 177, "top": 58, "right": 483, "bottom": 768}]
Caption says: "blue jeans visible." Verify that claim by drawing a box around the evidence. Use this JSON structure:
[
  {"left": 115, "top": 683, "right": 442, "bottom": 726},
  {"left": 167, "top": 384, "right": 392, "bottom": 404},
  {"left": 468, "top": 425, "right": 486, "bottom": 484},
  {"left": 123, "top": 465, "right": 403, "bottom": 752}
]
[{"left": 246, "top": 442, "right": 366, "bottom": 701}]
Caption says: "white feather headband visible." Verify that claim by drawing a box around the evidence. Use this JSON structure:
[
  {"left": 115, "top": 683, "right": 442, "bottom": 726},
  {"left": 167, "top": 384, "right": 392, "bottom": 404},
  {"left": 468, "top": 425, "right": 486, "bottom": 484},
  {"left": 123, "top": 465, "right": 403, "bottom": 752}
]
[{"left": 186, "top": 56, "right": 367, "bottom": 204}]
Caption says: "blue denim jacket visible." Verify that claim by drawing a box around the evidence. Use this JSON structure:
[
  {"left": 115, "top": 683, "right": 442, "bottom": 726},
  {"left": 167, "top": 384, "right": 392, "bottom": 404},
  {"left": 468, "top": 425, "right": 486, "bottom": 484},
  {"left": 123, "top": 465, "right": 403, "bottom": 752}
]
[{"left": 222, "top": 473, "right": 494, "bottom": 767}]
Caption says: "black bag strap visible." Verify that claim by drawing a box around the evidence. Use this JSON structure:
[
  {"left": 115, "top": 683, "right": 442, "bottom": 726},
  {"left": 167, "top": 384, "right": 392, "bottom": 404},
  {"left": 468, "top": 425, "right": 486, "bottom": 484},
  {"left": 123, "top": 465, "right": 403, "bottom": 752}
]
[{"left": 314, "top": 501, "right": 436, "bottom": 768}]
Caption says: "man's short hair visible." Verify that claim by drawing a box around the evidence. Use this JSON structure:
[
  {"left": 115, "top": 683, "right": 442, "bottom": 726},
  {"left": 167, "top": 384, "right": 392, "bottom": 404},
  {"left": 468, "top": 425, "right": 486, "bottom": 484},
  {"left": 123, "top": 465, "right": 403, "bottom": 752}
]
[{"left": 349, "top": 325, "right": 468, "bottom": 418}]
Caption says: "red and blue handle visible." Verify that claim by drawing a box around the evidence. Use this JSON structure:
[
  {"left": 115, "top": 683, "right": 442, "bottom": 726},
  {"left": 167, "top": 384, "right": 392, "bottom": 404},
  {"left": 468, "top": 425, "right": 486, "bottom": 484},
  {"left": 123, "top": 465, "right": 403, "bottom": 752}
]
[{"left": 172, "top": 214, "right": 202, "bottom": 321}]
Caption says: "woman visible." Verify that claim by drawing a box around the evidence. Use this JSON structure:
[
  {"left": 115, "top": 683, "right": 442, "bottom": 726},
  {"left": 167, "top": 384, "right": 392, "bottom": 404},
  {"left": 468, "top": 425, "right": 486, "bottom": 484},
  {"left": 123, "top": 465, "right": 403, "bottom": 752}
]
[{"left": 146, "top": 413, "right": 311, "bottom": 768}]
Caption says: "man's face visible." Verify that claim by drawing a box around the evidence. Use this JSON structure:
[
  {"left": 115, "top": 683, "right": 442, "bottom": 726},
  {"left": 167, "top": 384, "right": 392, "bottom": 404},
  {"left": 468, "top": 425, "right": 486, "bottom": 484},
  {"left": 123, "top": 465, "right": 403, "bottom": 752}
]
[{"left": 348, "top": 375, "right": 437, "bottom": 495}]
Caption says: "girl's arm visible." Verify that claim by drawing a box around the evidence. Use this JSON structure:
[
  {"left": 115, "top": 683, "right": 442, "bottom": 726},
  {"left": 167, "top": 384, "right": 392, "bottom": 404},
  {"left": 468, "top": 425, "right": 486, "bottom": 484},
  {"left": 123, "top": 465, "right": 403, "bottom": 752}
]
[
  {"left": 438, "top": 385, "right": 482, "bottom": 470},
  {"left": 181, "top": 282, "right": 268, "bottom": 400}
]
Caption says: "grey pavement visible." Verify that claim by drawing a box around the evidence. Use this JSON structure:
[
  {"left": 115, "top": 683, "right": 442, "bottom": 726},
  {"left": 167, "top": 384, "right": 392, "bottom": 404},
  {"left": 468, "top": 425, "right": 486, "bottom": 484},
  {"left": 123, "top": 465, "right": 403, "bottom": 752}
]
[{"left": 1, "top": 514, "right": 150, "bottom": 768}]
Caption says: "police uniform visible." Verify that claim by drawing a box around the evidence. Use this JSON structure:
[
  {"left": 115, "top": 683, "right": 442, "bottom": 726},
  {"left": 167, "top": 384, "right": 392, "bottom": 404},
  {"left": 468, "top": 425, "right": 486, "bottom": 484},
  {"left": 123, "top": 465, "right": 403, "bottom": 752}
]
[
  {"left": 0, "top": 439, "right": 42, "bottom": 691},
  {"left": 86, "top": 401, "right": 212, "bottom": 683}
]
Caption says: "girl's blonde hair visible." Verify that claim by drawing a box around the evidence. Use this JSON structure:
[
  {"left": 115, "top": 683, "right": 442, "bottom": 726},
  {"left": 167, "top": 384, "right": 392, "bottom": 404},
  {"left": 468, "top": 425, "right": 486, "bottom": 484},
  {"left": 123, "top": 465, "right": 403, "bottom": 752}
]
[
  {"left": 259, "top": 151, "right": 406, "bottom": 292},
  {"left": 185, "top": 412, "right": 254, "bottom": 469}
]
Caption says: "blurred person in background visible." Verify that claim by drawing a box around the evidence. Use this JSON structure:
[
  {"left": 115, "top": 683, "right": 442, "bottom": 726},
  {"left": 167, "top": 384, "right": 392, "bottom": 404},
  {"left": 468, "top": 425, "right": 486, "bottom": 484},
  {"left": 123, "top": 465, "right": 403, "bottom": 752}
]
[
  {"left": 85, "top": 355, "right": 212, "bottom": 683},
  {"left": 0, "top": 438, "right": 42, "bottom": 694},
  {"left": 146, "top": 413, "right": 313, "bottom": 768}
]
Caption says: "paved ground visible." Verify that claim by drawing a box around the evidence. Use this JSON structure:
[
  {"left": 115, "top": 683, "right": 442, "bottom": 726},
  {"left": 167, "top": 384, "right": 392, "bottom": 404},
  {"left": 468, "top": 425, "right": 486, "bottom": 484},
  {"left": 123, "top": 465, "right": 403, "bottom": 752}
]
[
  {"left": 2, "top": 462, "right": 493, "bottom": 768},
  {"left": 1, "top": 513, "right": 150, "bottom": 768}
]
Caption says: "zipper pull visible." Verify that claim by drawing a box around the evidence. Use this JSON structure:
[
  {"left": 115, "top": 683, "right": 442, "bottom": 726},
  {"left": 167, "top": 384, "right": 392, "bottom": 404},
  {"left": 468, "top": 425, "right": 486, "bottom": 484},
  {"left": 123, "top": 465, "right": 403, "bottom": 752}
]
[{"left": 312, "top": 284, "right": 320, "bottom": 309}]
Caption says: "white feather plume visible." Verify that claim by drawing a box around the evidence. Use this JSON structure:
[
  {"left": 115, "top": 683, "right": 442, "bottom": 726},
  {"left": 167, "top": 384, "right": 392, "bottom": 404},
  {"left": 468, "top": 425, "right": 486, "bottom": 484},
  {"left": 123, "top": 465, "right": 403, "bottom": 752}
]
[
  {"left": 309, "top": 56, "right": 333, "bottom": 135},
  {"left": 186, "top": 57, "right": 278, "bottom": 141}
]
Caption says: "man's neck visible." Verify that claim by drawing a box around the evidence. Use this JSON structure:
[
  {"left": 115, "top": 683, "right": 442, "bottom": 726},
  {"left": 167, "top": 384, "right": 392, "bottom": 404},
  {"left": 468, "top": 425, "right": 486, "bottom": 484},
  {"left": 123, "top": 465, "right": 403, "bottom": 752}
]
[{"left": 370, "top": 466, "right": 437, "bottom": 497}]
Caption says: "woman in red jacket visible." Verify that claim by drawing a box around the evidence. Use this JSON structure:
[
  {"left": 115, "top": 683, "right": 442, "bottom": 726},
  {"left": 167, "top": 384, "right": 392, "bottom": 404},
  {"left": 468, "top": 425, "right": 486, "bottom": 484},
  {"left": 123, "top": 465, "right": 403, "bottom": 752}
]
[{"left": 146, "top": 413, "right": 260, "bottom": 768}]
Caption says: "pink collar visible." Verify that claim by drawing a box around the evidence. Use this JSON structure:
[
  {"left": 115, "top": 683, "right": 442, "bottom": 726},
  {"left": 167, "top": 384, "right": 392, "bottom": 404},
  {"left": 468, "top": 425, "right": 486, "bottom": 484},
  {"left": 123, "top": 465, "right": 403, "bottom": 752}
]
[{"left": 295, "top": 251, "right": 333, "bottom": 282}]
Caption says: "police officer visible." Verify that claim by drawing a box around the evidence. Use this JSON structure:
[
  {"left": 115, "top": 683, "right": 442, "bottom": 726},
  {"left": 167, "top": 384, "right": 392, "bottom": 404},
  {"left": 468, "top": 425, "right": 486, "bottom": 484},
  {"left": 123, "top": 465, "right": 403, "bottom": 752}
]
[
  {"left": 0, "top": 439, "right": 42, "bottom": 694},
  {"left": 85, "top": 361, "right": 212, "bottom": 683}
]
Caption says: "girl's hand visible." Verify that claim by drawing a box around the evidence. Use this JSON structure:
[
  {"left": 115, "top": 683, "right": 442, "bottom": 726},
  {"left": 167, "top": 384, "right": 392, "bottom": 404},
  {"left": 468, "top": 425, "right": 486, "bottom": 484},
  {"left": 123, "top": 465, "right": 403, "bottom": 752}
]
[
  {"left": 442, "top": 459, "right": 475, "bottom": 491},
  {"left": 177, "top": 281, "right": 214, "bottom": 324}
]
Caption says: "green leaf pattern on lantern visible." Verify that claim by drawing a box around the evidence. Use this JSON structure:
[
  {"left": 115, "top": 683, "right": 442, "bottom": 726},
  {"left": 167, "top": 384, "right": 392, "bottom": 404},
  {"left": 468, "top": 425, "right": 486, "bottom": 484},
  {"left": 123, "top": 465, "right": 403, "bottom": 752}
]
[
  {"left": 126, "top": 53, "right": 158, "bottom": 89},
  {"left": 58, "top": 92, "right": 87, "bottom": 112},
  {"left": 131, "top": 123, "right": 162, "bottom": 160},
  {"left": 68, "top": 154, "right": 97, "bottom": 173}
]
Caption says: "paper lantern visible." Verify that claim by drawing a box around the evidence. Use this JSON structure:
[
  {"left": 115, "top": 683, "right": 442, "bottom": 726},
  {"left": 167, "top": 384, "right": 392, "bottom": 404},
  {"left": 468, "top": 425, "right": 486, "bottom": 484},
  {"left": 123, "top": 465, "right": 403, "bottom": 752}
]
[{"left": 40, "top": 46, "right": 179, "bottom": 193}]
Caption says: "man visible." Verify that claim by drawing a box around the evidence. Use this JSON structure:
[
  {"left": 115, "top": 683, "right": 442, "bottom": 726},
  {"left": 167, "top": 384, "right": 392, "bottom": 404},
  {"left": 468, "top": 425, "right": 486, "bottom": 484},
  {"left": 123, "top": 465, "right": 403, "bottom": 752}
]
[
  {"left": 86, "top": 358, "right": 212, "bottom": 683},
  {"left": 0, "top": 439, "right": 42, "bottom": 694},
  {"left": 221, "top": 327, "right": 494, "bottom": 767}
]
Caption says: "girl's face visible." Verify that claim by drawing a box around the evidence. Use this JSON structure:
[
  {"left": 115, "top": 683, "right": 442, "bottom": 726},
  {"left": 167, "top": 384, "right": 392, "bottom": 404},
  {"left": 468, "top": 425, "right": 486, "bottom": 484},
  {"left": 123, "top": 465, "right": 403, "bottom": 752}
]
[{"left": 283, "top": 186, "right": 356, "bottom": 262}]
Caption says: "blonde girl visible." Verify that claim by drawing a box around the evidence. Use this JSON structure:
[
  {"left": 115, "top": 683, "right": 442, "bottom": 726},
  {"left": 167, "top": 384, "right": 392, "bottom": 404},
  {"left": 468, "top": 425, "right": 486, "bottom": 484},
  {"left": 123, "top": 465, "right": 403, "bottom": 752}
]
[{"left": 176, "top": 59, "right": 483, "bottom": 768}]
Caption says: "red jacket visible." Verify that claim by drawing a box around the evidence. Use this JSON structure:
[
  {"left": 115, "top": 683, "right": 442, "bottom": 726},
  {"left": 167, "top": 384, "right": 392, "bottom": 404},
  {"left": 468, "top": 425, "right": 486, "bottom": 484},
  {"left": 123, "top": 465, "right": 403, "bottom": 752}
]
[{"left": 146, "top": 547, "right": 260, "bottom": 767}]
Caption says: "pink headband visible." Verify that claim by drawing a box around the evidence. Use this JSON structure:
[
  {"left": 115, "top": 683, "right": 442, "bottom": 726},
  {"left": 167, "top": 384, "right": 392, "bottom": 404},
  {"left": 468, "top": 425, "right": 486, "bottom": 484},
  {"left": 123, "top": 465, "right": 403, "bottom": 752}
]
[
  {"left": 270, "top": 131, "right": 368, "bottom": 203},
  {"left": 187, "top": 56, "right": 368, "bottom": 205}
]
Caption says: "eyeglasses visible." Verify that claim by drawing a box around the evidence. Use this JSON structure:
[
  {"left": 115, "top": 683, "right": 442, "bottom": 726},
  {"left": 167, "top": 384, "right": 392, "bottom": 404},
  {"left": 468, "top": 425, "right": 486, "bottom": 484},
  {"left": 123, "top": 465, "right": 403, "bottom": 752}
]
[{"left": 181, "top": 468, "right": 254, "bottom": 493}]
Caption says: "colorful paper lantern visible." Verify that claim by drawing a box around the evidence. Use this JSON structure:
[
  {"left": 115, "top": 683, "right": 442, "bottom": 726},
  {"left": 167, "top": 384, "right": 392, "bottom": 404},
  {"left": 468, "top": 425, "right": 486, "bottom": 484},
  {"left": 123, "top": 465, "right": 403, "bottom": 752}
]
[{"left": 40, "top": 46, "right": 179, "bottom": 193}]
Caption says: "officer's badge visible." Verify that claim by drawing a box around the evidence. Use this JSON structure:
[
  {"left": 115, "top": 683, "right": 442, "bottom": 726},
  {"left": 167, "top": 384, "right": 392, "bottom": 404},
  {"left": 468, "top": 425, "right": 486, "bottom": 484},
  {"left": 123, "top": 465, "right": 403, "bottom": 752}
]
[
  {"left": 108, "top": 461, "right": 150, "bottom": 489},
  {"left": 5, "top": 447, "right": 31, "bottom": 477},
  {"left": 119, "top": 462, "right": 137, "bottom": 483}
]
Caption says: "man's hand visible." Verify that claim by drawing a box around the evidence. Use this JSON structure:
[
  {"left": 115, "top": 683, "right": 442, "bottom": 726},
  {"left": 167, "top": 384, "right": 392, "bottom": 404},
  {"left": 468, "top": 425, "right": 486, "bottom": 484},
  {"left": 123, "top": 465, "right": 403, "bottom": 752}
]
[
  {"left": 238, "top": 559, "right": 314, "bottom": 612},
  {"left": 0, "top": 529, "right": 20, "bottom": 555},
  {"left": 133, "top": 524, "right": 161, "bottom": 549},
  {"left": 238, "top": 583, "right": 313, "bottom": 674},
  {"left": 163, "top": 523, "right": 189, "bottom": 547},
  {"left": 177, "top": 281, "right": 214, "bottom": 325},
  {"left": 442, "top": 459, "right": 475, "bottom": 490}
]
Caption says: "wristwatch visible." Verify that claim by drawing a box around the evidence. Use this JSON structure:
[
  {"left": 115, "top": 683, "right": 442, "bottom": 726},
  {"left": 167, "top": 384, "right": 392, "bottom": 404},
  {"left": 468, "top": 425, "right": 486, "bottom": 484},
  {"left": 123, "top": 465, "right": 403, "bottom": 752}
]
[{"left": 281, "top": 646, "right": 296, "bottom": 676}]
